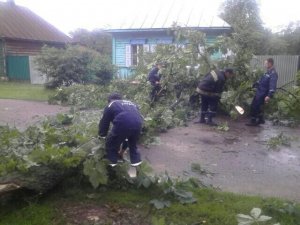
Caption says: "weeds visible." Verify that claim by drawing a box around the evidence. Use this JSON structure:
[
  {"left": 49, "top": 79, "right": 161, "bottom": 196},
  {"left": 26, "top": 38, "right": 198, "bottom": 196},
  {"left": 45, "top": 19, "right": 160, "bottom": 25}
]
[{"left": 267, "top": 132, "right": 291, "bottom": 150}]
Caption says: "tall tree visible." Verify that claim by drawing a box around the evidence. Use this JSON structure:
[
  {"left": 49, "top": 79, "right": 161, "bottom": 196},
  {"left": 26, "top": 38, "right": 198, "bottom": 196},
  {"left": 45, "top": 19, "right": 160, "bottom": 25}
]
[
  {"left": 280, "top": 21, "right": 300, "bottom": 55},
  {"left": 71, "top": 29, "right": 112, "bottom": 56},
  {"left": 220, "top": 0, "right": 265, "bottom": 54}
]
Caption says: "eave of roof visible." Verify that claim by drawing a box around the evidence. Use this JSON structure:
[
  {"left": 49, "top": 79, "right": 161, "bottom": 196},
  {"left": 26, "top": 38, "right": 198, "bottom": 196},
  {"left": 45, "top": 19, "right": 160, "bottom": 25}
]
[{"left": 105, "top": 26, "right": 231, "bottom": 33}]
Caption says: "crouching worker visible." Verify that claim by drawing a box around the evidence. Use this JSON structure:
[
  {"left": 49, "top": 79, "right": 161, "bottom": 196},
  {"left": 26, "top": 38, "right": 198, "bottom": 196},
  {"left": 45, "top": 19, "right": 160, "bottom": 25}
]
[
  {"left": 98, "top": 93, "right": 143, "bottom": 167},
  {"left": 195, "top": 68, "right": 234, "bottom": 126},
  {"left": 246, "top": 58, "right": 278, "bottom": 126}
]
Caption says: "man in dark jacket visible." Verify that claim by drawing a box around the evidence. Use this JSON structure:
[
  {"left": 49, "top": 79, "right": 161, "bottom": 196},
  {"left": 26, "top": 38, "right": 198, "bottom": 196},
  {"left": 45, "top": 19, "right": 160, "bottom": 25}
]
[
  {"left": 196, "top": 68, "right": 234, "bottom": 126},
  {"left": 246, "top": 58, "right": 278, "bottom": 126},
  {"left": 148, "top": 62, "right": 163, "bottom": 101},
  {"left": 98, "top": 93, "right": 143, "bottom": 167}
]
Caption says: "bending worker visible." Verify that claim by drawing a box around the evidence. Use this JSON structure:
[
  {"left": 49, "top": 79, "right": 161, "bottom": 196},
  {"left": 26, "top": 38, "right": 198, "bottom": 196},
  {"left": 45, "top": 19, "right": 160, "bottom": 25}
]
[
  {"left": 196, "top": 68, "right": 234, "bottom": 126},
  {"left": 246, "top": 58, "right": 278, "bottom": 126},
  {"left": 98, "top": 93, "right": 143, "bottom": 167}
]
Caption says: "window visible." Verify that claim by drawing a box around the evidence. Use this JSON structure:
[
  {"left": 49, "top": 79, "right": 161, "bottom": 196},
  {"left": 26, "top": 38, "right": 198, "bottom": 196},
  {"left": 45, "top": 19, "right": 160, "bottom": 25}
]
[{"left": 131, "top": 44, "right": 143, "bottom": 66}]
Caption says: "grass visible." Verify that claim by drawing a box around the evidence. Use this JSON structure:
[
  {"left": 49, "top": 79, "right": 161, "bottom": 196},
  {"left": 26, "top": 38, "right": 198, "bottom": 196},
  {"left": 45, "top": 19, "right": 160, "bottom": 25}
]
[
  {"left": 1, "top": 186, "right": 299, "bottom": 225},
  {"left": 0, "top": 82, "right": 54, "bottom": 101}
]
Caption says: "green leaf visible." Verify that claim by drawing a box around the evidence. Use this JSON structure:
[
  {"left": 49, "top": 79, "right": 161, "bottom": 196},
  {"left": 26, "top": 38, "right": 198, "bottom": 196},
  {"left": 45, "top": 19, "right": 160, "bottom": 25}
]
[
  {"left": 236, "top": 214, "right": 254, "bottom": 225},
  {"left": 142, "top": 177, "right": 152, "bottom": 188},
  {"left": 257, "top": 215, "right": 272, "bottom": 222},
  {"left": 150, "top": 199, "right": 171, "bottom": 210},
  {"left": 83, "top": 159, "right": 108, "bottom": 188},
  {"left": 250, "top": 208, "right": 262, "bottom": 219}
]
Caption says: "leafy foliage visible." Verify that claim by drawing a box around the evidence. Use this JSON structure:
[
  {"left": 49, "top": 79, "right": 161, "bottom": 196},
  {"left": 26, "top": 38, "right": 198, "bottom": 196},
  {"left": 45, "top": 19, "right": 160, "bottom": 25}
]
[
  {"left": 48, "top": 84, "right": 108, "bottom": 109},
  {"left": 71, "top": 28, "right": 112, "bottom": 56},
  {"left": 267, "top": 86, "right": 300, "bottom": 122},
  {"left": 267, "top": 132, "right": 292, "bottom": 150},
  {"left": 220, "top": 0, "right": 265, "bottom": 55},
  {"left": 0, "top": 111, "right": 100, "bottom": 191},
  {"left": 236, "top": 208, "right": 279, "bottom": 225},
  {"left": 35, "top": 45, "right": 115, "bottom": 89}
]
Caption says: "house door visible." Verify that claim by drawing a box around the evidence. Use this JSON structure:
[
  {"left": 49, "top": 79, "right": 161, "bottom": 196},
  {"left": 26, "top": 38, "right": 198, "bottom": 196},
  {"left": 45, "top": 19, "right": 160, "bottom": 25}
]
[{"left": 6, "top": 55, "right": 30, "bottom": 80}]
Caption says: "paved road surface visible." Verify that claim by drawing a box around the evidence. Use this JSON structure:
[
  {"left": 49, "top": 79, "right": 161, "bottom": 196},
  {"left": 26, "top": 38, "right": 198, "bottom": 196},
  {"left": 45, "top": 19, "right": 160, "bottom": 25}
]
[{"left": 0, "top": 99, "right": 69, "bottom": 130}]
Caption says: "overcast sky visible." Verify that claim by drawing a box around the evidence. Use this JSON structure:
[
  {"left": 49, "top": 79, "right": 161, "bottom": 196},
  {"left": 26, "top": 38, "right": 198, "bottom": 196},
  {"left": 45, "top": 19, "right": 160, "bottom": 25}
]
[{"left": 4, "top": 0, "right": 300, "bottom": 34}]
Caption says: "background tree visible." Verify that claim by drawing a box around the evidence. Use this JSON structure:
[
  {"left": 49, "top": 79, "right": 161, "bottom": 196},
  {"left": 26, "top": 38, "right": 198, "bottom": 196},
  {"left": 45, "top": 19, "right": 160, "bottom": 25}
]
[
  {"left": 71, "top": 29, "right": 112, "bottom": 56},
  {"left": 220, "top": 0, "right": 265, "bottom": 54},
  {"left": 280, "top": 21, "right": 300, "bottom": 55}
]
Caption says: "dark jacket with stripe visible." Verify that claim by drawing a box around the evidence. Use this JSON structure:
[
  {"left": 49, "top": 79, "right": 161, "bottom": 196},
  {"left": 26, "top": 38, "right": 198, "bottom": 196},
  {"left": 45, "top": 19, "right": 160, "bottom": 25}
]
[
  {"left": 148, "top": 67, "right": 160, "bottom": 85},
  {"left": 99, "top": 100, "right": 143, "bottom": 137},
  {"left": 255, "top": 68, "right": 278, "bottom": 98},
  {"left": 197, "top": 70, "right": 226, "bottom": 96}
]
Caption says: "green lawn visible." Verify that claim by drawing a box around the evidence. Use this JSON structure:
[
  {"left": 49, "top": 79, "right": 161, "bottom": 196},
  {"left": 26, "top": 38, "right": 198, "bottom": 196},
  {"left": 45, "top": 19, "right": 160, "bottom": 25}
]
[
  {"left": 1, "top": 187, "right": 299, "bottom": 225},
  {"left": 0, "top": 82, "right": 54, "bottom": 101}
]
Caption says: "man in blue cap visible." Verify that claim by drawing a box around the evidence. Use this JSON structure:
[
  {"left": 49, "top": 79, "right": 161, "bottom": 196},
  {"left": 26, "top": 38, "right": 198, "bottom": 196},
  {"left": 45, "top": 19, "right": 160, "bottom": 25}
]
[
  {"left": 98, "top": 93, "right": 143, "bottom": 167},
  {"left": 246, "top": 58, "right": 278, "bottom": 126},
  {"left": 196, "top": 68, "right": 235, "bottom": 126}
]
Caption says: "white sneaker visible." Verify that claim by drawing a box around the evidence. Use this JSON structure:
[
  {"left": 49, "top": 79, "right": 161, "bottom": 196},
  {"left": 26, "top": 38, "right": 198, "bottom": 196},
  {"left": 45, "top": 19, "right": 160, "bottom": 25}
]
[
  {"left": 109, "top": 163, "right": 117, "bottom": 167},
  {"left": 131, "top": 161, "right": 142, "bottom": 167}
]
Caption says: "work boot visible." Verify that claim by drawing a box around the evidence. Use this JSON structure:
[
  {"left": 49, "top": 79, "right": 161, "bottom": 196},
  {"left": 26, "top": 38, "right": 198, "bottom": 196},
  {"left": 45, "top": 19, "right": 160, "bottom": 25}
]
[
  {"left": 257, "top": 115, "right": 265, "bottom": 124},
  {"left": 246, "top": 117, "right": 259, "bottom": 126}
]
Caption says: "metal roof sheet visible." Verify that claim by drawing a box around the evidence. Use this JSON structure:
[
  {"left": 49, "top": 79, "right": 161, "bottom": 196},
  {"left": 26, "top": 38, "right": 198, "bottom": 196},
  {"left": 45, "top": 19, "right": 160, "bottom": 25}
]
[
  {"left": 106, "top": 0, "right": 230, "bottom": 30},
  {"left": 0, "top": 1, "right": 71, "bottom": 43}
]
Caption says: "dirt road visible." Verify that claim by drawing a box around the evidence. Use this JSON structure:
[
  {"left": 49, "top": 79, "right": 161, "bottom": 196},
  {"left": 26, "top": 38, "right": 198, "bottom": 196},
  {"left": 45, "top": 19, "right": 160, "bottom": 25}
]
[
  {"left": 0, "top": 99, "right": 69, "bottom": 130},
  {"left": 1, "top": 99, "right": 299, "bottom": 201},
  {"left": 143, "top": 119, "right": 300, "bottom": 202}
]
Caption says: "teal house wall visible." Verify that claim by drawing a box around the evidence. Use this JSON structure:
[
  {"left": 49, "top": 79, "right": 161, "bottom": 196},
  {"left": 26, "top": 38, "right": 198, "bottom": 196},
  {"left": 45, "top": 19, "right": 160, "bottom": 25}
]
[{"left": 107, "top": 27, "right": 231, "bottom": 78}]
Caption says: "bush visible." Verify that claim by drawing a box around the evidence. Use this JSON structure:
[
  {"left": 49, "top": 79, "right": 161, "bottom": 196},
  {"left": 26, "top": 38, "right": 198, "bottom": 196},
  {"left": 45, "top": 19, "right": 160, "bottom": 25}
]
[
  {"left": 267, "top": 86, "right": 300, "bottom": 122},
  {"left": 48, "top": 84, "right": 108, "bottom": 109},
  {"left": 35, "top": 45, "right": 115, "bottom": 89}
]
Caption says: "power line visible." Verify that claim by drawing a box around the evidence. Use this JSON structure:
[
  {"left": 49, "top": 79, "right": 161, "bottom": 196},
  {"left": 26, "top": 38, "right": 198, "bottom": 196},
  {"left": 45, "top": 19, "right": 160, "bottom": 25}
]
[
  {"left": 162, "top": 0, "right": 176, "bottom": 28},
  {"left": 175, "top": 0, "right": 185, "bottom": 25},
  {"left": 151, "top": 2, "right": 163, "bottom": 28},
  {"left": 140, "top": 11, "right": 150, "bottom": 29},
  {"left": 197, "top": 10, "right": 204, "bottom": 27}
]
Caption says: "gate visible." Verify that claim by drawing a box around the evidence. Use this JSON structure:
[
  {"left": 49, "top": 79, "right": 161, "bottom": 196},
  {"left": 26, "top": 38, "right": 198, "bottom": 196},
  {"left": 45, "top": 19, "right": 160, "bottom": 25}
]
[{"left": 6, "top": 55, "right": 30, "bottom": 80}]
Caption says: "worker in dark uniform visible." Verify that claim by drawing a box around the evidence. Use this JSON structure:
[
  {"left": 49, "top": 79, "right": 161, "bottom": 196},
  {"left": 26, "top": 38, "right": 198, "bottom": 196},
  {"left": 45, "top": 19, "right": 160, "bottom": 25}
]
[
  {"left": 246, "top": 58, "right": 278, "bottom": 126},
  {"left": 98, "top": 93, "right": 143, "bottom": 167},
  {"left": 195, "top": 68, "right": 234, "bottom": 126},
  {"left": 148, "top": 62, "right": 163, "bottom": 101}
]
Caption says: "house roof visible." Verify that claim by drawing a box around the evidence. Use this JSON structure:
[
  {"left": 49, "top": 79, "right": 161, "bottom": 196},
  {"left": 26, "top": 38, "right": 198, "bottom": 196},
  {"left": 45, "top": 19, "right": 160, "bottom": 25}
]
[
  {"left": 0, "top": 1, "right": 71, "bottom": 43},
  {"left": 104, "top": 0, "right": 230, "bottom": 30}
]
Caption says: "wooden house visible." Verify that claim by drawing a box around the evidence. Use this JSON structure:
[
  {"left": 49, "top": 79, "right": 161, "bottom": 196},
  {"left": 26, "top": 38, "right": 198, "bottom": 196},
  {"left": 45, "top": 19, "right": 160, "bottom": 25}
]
[
  {"left": 106, "top": 10, "right": 231, "bottom": 78},
  {"left": 0, "top": 0, "right": 71, "bottom": 83}
]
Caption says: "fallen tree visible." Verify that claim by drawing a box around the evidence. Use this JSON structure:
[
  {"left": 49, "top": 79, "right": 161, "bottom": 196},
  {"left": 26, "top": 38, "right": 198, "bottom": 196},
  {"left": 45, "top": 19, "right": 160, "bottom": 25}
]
[
  {"left": 2, "top": 26, "right": 299, "bottom": 198},
  {"left": 0, "top": 111, "right": 102, "bottom": 194}
]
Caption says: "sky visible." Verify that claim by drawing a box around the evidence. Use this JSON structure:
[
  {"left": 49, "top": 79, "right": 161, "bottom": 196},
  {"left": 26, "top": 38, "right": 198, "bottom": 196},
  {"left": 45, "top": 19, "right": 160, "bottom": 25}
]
[{"left": 3, "top": 0, "right": 300, "bottom": 35}]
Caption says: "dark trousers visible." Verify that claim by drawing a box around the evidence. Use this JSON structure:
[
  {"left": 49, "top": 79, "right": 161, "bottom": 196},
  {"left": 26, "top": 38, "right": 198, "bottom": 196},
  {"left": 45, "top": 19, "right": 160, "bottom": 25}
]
[
  {"left": 150, "top": 84, "right": 161, "bottom": 101},
  {"left": 200, "top": 95, "right": 219, "bottom": 117},
  {"left": 250, "top": 95, "right": 265, "bottom": 119},
  {"left": 106, "top": 127, "right": 141, "bottom": 164}
]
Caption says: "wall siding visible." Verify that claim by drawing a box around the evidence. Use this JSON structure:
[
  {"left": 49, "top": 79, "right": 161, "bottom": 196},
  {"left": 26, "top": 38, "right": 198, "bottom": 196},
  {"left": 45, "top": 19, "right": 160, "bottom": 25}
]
[
  {"left": 5, "top": 39, "right": 65, "bottom": 55},
  {"left": 0, "top": 39, "right": 5, "bottom": 76},
  {"left": 115, "top": 39, "right": 127, "bottom": 67},
  {"left": 113, "top": 34, "right": 221, "bottom": 78},
  {"left": 29, "top": 56, "right": 47, "bottom": 84}
]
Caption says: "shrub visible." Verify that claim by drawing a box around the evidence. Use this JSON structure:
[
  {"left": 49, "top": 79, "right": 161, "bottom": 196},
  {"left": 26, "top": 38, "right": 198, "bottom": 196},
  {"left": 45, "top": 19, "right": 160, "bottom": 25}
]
[{"left": 35, "top": 45, "right": 115, "bottom": 89}]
